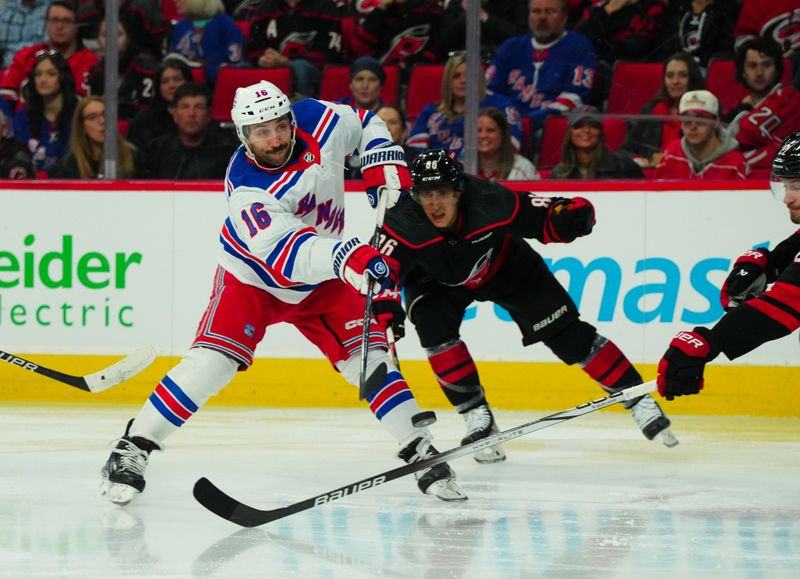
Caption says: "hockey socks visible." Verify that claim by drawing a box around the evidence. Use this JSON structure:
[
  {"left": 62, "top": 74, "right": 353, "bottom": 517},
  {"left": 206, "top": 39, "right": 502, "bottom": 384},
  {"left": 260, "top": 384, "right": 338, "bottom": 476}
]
[
  {"left": 426, "top": 340, "right": 486, "bottom": 413},
  {"left": 131, "top": 347, "right": 238, "bottom": 445},
  {"left": 579, "top": 335, "right": 643, "bottom": 409}
]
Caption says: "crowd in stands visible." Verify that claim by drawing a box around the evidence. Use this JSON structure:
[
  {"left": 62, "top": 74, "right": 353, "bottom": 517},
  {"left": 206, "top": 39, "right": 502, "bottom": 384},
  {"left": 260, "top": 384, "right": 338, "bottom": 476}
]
[{"left": 0, "top": 0, "right": 798, "bottom": 181}]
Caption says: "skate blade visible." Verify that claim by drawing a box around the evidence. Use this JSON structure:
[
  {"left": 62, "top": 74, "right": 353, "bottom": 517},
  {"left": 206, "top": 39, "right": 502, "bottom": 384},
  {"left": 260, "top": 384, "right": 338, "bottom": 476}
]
[
  {"left": 656, "top": 428, "right": 680, "bottom": 448},
  {"left": 99, "top": 479, "right": 140, "bottom": 506},
  {"left": 473, "top": 445, "right": 507, "bottom": 464},
  {"left": 426, "top": 480, "right": 469, "bottom": 502}
]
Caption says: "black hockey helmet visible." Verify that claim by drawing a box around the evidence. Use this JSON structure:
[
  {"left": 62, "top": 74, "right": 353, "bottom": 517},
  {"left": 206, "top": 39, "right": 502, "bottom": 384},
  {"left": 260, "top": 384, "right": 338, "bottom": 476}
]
[
  {"left": 770, "top": 130, "right": 800, "bottom": 198},
  {"left": 409, "top": 149, "right": 465, "bottom": 201},
  {"left": 772, "top": 130, "right": 800, "bottom": 180}
]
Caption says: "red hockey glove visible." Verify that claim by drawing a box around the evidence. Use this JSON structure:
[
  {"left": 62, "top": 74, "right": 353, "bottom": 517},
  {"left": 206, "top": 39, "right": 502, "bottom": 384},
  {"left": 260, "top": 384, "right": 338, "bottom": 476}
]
[
  {"left": 542, "top": 197, "right": 596, "bottom": 243},
  {"left": 372, "top": 287, "right": 406, "bottom": 339},
  {"left": 720, "top": 248, "right": 770, "bottom": 310},
  {"left": 332, "top": 238, "right": 398, "bottom": 295},
  {"left": 657, "top": 327, "right": 720, "bottom": 400},
  {"left": 361, "top": 145, "right": 412, "bottom": 209}
]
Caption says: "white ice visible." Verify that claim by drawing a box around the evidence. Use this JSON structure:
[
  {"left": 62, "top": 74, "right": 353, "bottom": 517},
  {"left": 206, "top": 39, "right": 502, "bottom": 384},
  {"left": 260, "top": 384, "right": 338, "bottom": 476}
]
[{"left": 1, "top": 405, "right": 798, "bottom": 579}]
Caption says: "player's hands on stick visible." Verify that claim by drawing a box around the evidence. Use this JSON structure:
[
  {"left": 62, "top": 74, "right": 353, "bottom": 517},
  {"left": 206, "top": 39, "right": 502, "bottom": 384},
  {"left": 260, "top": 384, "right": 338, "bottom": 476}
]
[
  {"left": 361, "top": 147, "right": 412, "bottom": 210},
  {"left": 720, "top": 248, "right": 769, "bottom": 310},
  {"left": 542, "top": 197, "right": 595, "bottom": 243},
  {"left": 333, "top": 238, "right": 397, "bottom": 295},
  {"left": 657, "top": 327, "right": 720, "bottom": 400},
  {"left": 372, "top": 287, "right": 406, "bottom": 339}
]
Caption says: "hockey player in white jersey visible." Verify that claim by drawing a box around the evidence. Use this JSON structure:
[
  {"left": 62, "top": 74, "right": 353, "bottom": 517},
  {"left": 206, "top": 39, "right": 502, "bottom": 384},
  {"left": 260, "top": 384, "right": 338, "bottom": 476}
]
[{"left": 99, "top": 81, "right": 466, "bottom": 505}]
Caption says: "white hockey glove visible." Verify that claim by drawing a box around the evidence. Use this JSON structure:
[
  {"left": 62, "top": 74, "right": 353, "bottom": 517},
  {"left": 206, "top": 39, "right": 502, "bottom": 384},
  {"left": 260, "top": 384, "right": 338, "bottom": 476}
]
[
  {"left": 332, "top": 238, "right": 397, "bottom": 295},
  {"left": 360, "top": 144, "right": 412, "bottom": 209}
]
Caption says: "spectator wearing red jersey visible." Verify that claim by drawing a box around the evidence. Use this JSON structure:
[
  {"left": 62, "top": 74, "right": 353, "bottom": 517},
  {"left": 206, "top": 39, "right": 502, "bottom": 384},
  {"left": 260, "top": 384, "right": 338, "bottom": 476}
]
[
  {"left": 0, "top": 1, "right": 98, "bottom": 105},
  {"left": 726, "top": 37, "right": 800, "bottom": 172},
  {"left": 653, "top": 90, "right": 748, "bottom": 180}
]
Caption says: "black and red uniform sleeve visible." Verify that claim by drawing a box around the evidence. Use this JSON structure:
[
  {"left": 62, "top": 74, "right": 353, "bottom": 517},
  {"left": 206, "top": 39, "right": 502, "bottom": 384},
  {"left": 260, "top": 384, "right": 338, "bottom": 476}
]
[{"left": 712, "top": 229, "right": 800, "bottom": 360}]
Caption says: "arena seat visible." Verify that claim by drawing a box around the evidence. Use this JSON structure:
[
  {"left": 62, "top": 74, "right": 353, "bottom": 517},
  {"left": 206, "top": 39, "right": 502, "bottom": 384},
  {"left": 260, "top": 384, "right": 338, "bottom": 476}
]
[
  {"left": 537, "top": 115, "right": 568, "bottom": 169},
  {"left": 211, "top": 67, "right": 292, "bottom": 123},
  {"left": 405, "top": 64, "right": 445, "bottom": 121},
  {"left": 234, "top": 20, "right": 252, "bottom": 43},
  {"left": 607, "top": 61, "right": 662, "bottom": 115}
]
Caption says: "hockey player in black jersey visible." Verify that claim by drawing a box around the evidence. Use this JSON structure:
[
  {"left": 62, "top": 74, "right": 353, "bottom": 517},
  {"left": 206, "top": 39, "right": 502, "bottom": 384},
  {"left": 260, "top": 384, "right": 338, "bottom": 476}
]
[
  {"left": 373, "top": 149, "right": 678, "bottom": 463},
  {"left": 658, "top": 131, "right": 800, "bottom": 400}
]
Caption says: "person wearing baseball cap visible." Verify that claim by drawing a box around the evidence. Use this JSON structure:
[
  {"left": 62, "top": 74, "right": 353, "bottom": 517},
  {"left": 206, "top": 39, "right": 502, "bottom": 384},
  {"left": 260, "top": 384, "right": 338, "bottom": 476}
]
[{"left": 653, "top": 90, "right": 749, "bottom": 180}]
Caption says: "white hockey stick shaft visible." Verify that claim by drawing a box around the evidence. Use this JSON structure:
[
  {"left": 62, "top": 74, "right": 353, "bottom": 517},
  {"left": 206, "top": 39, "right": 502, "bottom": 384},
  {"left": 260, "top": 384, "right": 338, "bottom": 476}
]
[{"left": 0, "top": 346, "right": 156, "bottom": 392}]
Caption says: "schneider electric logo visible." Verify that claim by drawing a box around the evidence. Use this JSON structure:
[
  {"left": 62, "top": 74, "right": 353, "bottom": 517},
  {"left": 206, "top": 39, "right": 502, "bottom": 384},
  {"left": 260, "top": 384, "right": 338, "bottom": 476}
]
[{"left": 0, "top": 234, "right": 142, "bottom": 328}]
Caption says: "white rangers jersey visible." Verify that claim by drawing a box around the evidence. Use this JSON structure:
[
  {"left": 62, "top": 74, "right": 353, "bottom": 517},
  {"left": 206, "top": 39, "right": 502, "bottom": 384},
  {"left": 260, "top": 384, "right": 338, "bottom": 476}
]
[{"left": 218, "top": 98, "right": 393, "bottom": 304}]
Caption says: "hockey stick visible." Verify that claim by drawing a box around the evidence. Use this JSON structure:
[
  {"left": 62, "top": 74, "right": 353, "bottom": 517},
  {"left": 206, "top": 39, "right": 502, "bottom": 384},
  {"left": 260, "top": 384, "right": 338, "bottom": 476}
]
[
  {"left": 0, "top": 346, "right": 156, "bottom": 392},
  {"left": 358, "top": 191, "right": 390, "bottom": 400},
  {"left": 193, "top": 380, "right": 657, "bottom": 527}
]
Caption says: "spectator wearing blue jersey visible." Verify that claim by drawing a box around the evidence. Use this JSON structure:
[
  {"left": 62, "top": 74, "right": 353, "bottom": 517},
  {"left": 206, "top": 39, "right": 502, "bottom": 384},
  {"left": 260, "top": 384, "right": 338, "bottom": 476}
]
[
  {"left": 407, "top": 51, "right": 523, "bottom": 159},
  {"left": 170, "top": 0, "right": 244, "bottom": 85},
  {"left": 12, "top": 50, "right": 77, "bottom": 174},
  {"left": 486, "top": 0, "right": 596, "bottom": 138}
]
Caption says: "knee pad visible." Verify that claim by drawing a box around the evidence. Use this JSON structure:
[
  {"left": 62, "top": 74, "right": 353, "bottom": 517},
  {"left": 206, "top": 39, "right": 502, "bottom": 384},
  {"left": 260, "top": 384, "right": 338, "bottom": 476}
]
[
  {"left": 338, "top": 351, "right": 399, "bottom": 390},
  {"left": 543, "top": 320, "right": 597, "bottom": 365}
]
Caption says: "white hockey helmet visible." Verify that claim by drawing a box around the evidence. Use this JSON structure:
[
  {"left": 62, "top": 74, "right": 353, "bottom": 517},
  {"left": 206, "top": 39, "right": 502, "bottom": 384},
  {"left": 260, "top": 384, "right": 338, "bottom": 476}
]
[{"left": 231, "top": 80, "right": 294, "bottom": 145}]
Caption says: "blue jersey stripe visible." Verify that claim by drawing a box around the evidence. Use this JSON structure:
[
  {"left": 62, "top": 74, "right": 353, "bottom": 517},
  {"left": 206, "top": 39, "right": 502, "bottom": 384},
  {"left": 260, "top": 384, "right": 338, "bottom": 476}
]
[
  {"left": 282, "top": 231, "right": 315, "bottom": 278},
  {"left": 374, "top": 390, "right": 414, "bottom": 420},
  {"left": 161, "top": 375, "right": 199, "bottom": 412},
  {"left": 317, "top": 113, "right": 340, "bottom": 148},
  {"left": 148, "top": 394, "right": 185, "bottom": 427}
]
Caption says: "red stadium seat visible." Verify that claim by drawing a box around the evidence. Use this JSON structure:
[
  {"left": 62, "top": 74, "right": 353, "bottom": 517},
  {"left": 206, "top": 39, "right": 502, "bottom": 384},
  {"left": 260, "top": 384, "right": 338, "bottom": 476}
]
[
  {"left": 319, "top": 64, "right": 399, "bottom": 104},
  {"left": 191, "top": 67, "right": 206, "bottom": 85},
  {"left": 603, "top": 117, "right": 626, "bottom": 151},
  {"left": 117, "top": 120, "right": 129, "bottom": 137},
  {"left": 405, "top": 64, "right": 445, "bottom": 121},
  {"left": 537, "top": 115, "right": 568, "bottom": 169},
  {"left": 607, "top": 61, "right": 663, "bottom": 115},
  {"left": 706, "top": 58, "right": 793, "bottom": 116},
  {"left": 211, "top": 67, "right": 292, "bottom": 122},
  {"left": 162, "top": 0, "right": 180, "bottom": 22}
]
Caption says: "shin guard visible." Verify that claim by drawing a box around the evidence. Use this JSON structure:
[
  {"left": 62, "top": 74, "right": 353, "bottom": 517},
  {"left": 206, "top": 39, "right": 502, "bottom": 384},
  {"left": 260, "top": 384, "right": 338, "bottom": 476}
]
[{"left": 426, "top": 340, "right": 485, "bottom": 412}]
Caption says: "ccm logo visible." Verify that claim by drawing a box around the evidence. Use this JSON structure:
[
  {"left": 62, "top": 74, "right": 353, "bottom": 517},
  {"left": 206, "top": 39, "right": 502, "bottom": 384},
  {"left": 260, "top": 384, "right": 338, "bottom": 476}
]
[{"left": 676, "top": 332, "right": 705, "bottom": 349}]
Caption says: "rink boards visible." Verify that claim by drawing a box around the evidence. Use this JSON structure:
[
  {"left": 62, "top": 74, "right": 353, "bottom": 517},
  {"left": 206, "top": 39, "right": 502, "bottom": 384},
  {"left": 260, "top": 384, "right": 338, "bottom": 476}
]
[{"left": 0, "top": 180, "right": 797, "bottom": 415}]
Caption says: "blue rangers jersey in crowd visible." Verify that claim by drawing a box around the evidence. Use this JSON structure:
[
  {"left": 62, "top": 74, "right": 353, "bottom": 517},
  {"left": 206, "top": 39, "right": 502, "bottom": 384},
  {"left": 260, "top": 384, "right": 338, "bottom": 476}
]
[
  {"left": 486, "top": 30, "right": 595, "bottom": 130},
  {"left": 219, "top": 98, "right": 398, "bottom": 304},
  {"left": 406, "top": 93, "right": 524, "bottom": 156},
  {"left": 170, "top": 12, "right": 244, "bottom": 84}
]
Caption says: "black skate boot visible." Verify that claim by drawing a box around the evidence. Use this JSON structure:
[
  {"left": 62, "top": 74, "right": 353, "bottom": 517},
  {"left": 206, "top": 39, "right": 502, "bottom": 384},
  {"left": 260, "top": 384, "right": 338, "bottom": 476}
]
[
  {"left": 461, "top": 403, "right": 506, "bottom": 464},
  {"left": 398, "top": 433, "right": 468, "bottom": 502},
  {"left": 629, "top": 394, "right": 679, "bottom": 447},
  {"left": 100, "top": 419, "right": 160, "bottom": 505}
]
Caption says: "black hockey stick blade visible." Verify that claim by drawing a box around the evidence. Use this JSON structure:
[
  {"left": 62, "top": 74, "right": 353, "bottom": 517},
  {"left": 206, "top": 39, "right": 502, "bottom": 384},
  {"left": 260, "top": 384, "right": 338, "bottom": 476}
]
[
  {"left": 0, "top": 346, "right": 156, "bottom": 392},
  {"left": 193, "top": 381, "right": 656, "bottom": 527}
]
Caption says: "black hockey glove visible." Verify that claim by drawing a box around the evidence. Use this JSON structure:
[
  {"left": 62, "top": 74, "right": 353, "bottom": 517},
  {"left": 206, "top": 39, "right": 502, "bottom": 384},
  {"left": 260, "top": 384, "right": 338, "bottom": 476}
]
[
  {"left": 720, "top": 248, "right": 770, "bottom": 310},
  {"left": 372, "top": 287, "right": 406, "bottom": 340},
  {"left": 542, "top": 197, "right": 596, "bottom": 243},
  {"left": 657, "top": 327, "right": 720, "bottom": 401}
]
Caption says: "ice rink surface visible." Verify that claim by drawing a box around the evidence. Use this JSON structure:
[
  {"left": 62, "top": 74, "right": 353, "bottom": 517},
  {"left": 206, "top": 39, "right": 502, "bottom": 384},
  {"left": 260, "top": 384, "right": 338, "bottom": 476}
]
[{"left": 1, "top": 404, "right": 798, "bottom": 579}]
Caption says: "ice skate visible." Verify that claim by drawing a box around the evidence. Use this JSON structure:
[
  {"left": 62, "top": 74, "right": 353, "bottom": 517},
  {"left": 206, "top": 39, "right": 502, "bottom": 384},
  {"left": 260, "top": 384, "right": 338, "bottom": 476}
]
[
  {"left": 629, "top": 394, "right": 679, "bottom": 448},
  {"left": 398, "top": 433, "right": 468, "bottom": 502},
  {"left": 100, "top": 419, "right": 160, "bottom": 505},
  {"left": 461, "top": 403, "right": 506, "bottom": 464}
]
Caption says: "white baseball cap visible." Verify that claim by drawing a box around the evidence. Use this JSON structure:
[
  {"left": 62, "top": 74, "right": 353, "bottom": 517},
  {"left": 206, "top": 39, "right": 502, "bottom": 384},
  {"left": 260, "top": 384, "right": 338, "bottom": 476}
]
[{"left": 679, "top": 90, "right": 719, "bottom": 119}]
